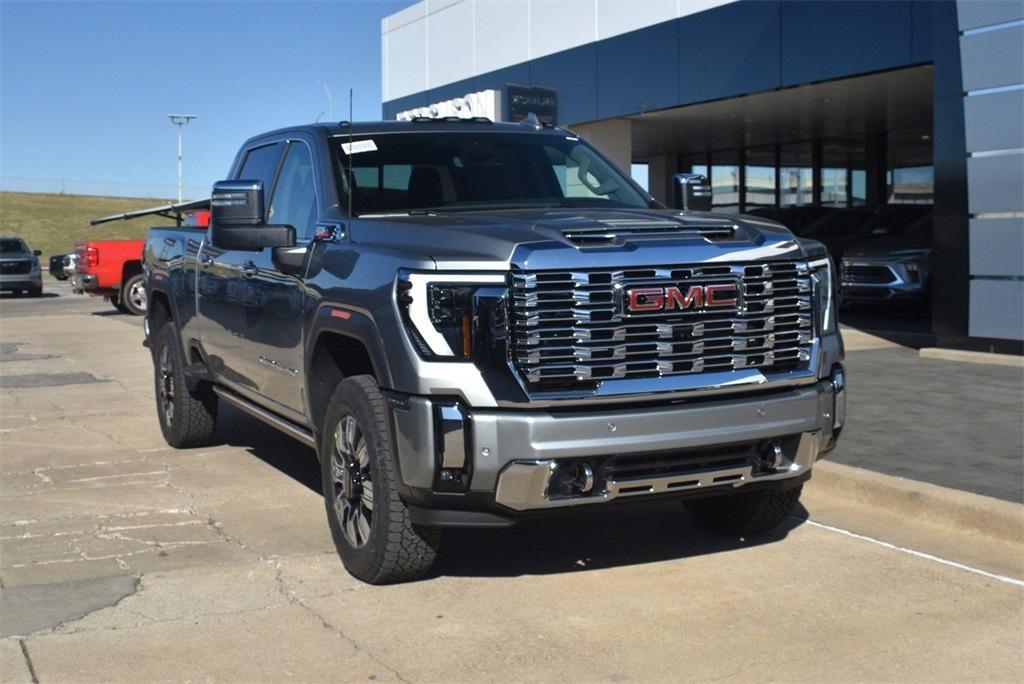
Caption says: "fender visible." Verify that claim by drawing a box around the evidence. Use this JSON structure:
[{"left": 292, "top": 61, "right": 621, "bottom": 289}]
[
  {"left": 306, "top": 303, "right": 395, "bottom": 391},
  {"left": 144, "top": 277, "right": 179, "bottom": 338}
]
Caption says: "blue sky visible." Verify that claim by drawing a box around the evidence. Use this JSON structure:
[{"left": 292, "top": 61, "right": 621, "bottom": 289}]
[{"left": 1, "top": 0, "right": 411, "bottom": 194}]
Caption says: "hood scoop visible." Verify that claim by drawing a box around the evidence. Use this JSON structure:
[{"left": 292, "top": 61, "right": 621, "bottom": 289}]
[{"left": 560, "top": 221, "right": 736, "bottom": 247}]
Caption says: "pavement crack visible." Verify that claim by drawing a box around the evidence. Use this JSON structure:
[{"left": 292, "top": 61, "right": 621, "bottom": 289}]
[
  {"left": 262, "top": 558, "right": 414, "bottom": 684},
  {"left": 19, "top": 639, "right": 40, "bottom": 684}
]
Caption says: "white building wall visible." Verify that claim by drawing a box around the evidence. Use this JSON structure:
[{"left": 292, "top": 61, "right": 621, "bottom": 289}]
[
  {"left": 957, "top": 0, "right": 1024, "bottom": 341},
  {"left": 382, "top": 0, "right": 730, "bottom": 102}
]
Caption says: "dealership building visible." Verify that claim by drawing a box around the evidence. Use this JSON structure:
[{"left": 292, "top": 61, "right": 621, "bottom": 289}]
[{"left": 381, "top": 0, "right": 1024, "bottom": 350}]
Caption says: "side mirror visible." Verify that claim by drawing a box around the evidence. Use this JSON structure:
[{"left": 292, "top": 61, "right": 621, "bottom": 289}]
[
  {"left": 32, "top": 250, "right": 42, "bottom": 256},
  {"left": 672, "top": 173, "right": 712, "bottom": 212},
  {"left": 210, "top": 180, "right": 296, "bottom": 251}
]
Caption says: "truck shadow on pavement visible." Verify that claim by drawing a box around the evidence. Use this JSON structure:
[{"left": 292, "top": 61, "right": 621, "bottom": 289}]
[
  {"left": 215, "top": 404, "right": 322, "bottom": 491},
  {"left": 214, "top": 404, "right": 808, "bottom": 578},
  {"left": 433, "top": 506, "right": 807, "bottom": 578}
]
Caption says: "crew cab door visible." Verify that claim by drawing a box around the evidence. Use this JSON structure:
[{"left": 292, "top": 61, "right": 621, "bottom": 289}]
[
  {"left": 197, "top": 141, "right": 283, "bottom": 390},
  {"left": 235, "top": 140, "right": 317, "bottom": 416}
]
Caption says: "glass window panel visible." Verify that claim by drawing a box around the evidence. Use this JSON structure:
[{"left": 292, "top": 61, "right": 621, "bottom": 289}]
[
  {"left": 887, "top": 128, "right": 933, "bottom": 204},
  {"left": 744, "top": 146, "right": 776, "bottom": 208},
  {"left": 851, "top": 170, "right": 867, "bottom": 206},
  {"left": 631, "top": 163, "right": 649, "bottom": 191},
  {"left": 710, "top": 151, "right": 740, "bottom": 213},
  {"left": 779, "top": 142, "right": 813, "bottom": 207},
  {"left": 821, "top": 167, "right": 848, "bottom": 207},
  {"left": 268, "top": 143, "right": 317, "bottom": 239}
]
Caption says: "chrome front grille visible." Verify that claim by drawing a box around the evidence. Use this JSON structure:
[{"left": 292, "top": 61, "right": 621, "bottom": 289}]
[{"left": 510, "top": 261, "right": 814, "bottom": 388}]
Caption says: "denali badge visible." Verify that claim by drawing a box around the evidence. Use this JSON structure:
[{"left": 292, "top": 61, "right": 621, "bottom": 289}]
[{"left": 623, "top": 282, "right": 739, "bottom": 315}]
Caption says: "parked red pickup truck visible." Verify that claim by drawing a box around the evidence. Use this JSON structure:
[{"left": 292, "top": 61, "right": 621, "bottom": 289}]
[
  {"left": 81, "top": 205, "right": 210, "bottom": 315},
  {"left": 73, "top": 238, "right": 148, "bottom": 314}
]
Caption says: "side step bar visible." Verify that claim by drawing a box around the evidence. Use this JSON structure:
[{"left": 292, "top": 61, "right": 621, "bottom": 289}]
[{"left": 212, "top": 387, "right": 317, "bottom": 449}]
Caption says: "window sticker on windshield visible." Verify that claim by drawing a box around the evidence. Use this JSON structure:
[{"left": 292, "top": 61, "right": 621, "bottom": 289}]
[{"left": 342, "top": 139, "right": 377, "bottom": 155}]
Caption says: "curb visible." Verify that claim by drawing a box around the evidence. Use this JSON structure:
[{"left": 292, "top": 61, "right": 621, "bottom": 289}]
[
  {"left": 808, "top": 461, "right": 1024, "bottom": 544},
  {"left": 919, "top": 347, "right": 1023, "bottom": 367}
]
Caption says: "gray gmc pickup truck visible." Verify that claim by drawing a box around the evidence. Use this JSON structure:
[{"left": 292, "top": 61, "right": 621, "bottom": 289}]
[{"left": 143, "top": 119, "right": 845, "bottom": 584}]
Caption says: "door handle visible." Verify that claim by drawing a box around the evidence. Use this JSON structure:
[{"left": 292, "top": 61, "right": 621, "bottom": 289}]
[
  {"left": 199, "top": 254, "right": 213, "bottom": 267},
  {"left": 242, "top": 262, "right": 258, "bottom": 278}
]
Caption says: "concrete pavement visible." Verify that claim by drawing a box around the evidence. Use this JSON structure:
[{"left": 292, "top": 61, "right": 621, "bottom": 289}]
[{"left": 1, "top": 291, "right": 1022, "bottom": 682}]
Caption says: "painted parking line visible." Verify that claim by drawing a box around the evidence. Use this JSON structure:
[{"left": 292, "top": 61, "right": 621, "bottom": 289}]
[{"left": 799, "top": 517, "right": 1024, "bottom": 587}]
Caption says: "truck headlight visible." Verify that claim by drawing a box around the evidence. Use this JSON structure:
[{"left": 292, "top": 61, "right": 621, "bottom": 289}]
[
  {"left": 809, "top": 257, "right": 837, "bottom": 336},
  {"left": 397, "top": 271, "right": 506, "bottom": 359}
]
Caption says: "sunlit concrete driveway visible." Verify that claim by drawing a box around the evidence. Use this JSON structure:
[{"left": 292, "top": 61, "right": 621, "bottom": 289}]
[{"left": 1, "top": 296, "right": 1021, "bottom": 682}]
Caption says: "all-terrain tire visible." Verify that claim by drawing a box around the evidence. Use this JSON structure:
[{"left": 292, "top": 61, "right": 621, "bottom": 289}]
[
  {"left": 321, "top": 375, "right": 441, "bottom": 584},
  {"left": 152, "top": 322, "right": 218, "bottom": 448},
  {"left": 684, "top": 485, "right": 803, "bottom": 536},
  {"left": 120, "top": 273, "right": 147, "bottom": 315}
]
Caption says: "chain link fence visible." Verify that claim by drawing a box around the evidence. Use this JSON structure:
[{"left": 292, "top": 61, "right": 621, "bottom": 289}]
[{"left": 1, "top": 176, "right": 207, "bottom": 201}]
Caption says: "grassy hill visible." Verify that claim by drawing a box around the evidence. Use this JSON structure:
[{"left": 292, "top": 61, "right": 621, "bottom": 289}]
[{"left": 0, "top": 191, "right": 176, "bottom": 259}]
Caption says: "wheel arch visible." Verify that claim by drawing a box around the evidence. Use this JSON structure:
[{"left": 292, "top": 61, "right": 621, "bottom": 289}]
[
  {"left": 120, "top": 259, "right": 143, "bottom": 288},
  {"left": 306, "top": 305, "right": 394, "bottom": 439}
]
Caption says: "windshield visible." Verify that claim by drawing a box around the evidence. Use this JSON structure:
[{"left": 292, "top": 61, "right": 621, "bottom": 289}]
[
  {"left": 0, "top": 239, "right": 29, "bottom": 255},
  {"left": 862, "top": 206, "right": 932, "bottom": 240},
  {"left": 334, "top": 132, "right": 650, "bottom": 216}
]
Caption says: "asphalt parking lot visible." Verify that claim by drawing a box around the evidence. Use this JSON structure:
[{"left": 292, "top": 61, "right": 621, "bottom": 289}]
[{"left": 1, "top": 286, "right": 1022, "bottom": 682}]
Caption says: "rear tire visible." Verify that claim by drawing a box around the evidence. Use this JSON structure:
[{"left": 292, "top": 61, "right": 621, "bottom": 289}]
[
  {"left": 120, "top": 273, "right": 147, "bottom": 315},
  {"left": 320, "top": 375, "right": 441, "bottom": 584},
  {"left": 152, "top": 322, "right": 218, "bottom": 448},
  {"left": 684, "top": 485, "right": 803, "bottom": 536}
]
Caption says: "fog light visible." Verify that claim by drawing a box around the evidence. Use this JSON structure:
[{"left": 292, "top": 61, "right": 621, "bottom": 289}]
[
  {"left": 755, "top": 443, "right": 785, "bottom": 473},
  {"left": 548, "top": 461, "right": 595, "bottom": 497}
]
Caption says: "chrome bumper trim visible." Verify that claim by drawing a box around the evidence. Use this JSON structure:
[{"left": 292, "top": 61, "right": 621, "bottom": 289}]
[
  {"left": 831, "top": 369, "right": 846, "bottom": 429},
  {"left": 494, "top": 432, "right": 820, "bottom": 511}
]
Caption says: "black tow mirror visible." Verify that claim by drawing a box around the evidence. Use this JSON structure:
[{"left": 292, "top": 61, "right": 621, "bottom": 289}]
[
  {"left": 672, "top": 173, "right": 712, "bottom": 212},
  {"left": 210, "top": 180, "right": 296, "bottom": 251},
  {"left": 32, "top": 250, "right": 42, "bottom": 256}
]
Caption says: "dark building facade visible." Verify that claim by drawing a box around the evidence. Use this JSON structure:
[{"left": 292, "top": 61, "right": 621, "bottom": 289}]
[{"left": 382, "top": 1, "right": 1024, "bottom": 349}]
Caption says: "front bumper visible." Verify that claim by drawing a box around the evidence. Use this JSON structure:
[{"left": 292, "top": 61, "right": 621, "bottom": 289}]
[
  {"left": 389, "top": 370, "right": 845, "bottom": 522},
  {"left": 0, "top": 271, "right": 42, "bottom": 290},
  {"left": 841, "top": 260, "right": 928, "bottom": 302}
]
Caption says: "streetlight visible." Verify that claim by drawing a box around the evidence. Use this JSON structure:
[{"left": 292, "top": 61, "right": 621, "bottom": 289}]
[
  {"left": 319, "top": 80, "right": 334, "bottom": 121},
  {"left": 167, "top": 114, "right": 197, "bottom": 203}
]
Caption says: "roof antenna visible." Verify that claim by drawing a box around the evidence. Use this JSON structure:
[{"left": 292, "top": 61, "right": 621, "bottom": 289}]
[{"left": 347, "top": 88, "right": 354, "bottom": 220}]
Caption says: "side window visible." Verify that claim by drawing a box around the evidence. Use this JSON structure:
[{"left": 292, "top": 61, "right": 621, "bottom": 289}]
[
  {"left": 268, "top": 142, "right": 317, "bottom": 239},
  {"left": 237, "top": 142, "right": 284, "bottom": 213}
]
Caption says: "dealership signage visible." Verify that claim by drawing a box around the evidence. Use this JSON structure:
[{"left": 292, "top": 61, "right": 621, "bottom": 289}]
[
  {"left": 507, "top": 84, "right": 557, "bottom": 125},
  {"left": 396, "top": 90, "right": 501, "bottom": 122},
  {"left": 395, "top": 84, "right": 559, "bottom": 125}
]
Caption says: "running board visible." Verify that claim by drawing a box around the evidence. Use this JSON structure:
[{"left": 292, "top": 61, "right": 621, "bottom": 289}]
[{"left": 212, "top": 387, "right": 317, "bottom": 448}]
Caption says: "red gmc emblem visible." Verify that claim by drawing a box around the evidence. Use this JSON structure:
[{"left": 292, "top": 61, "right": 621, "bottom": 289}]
[{"left": 624, "top": 282, "right": 739, "bottom": 314}]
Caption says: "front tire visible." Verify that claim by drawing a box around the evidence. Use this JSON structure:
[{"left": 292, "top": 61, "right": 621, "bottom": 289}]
[
  {"left": 120, "top": 273, "right": 147, "bottom": 315},
  {"left": 320, "top": 375, "right": 441, "bottom": 584},
  {"left": 152, "top": 322, "right": 218, "bottom": 448},
  {"left": 684, "top": 485, "right": 803, "bottom": 536},
  {"left": 28, "top": 285, "right": 43, "bottom": 297}
]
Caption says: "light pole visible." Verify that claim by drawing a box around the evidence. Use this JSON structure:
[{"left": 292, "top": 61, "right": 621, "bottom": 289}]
[
  {"left": 319, "top": 80, "right": 333, "bottom": 121},
  {"left": 167, "top": 114, "right": 197, "bottom": 203}
]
